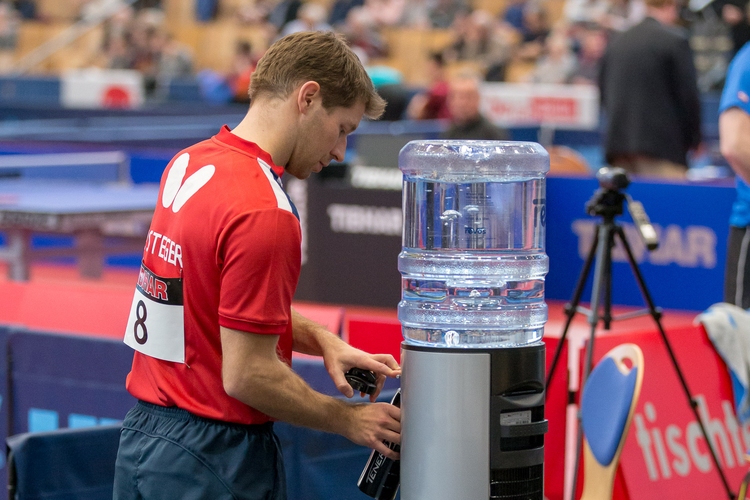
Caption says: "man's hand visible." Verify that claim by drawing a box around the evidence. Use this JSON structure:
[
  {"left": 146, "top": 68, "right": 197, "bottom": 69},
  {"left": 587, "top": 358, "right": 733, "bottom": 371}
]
[
  {"left": 290, "top": 308, "right": 400, "bottom": 401},
  {"left": 341, "top": 402, "right": 401, "bottom": 460},
  {"left": 322, "top": 339, "right": 400, "bottom": 401}
]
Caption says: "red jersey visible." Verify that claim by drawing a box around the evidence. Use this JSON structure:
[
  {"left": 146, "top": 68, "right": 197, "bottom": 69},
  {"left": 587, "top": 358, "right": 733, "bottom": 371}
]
[{"left": 124, "top": 126, "right": 301, "bottom": 425}]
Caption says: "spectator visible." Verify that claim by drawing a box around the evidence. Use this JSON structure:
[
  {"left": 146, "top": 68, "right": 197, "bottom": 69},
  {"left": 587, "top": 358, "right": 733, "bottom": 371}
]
[
  {"left": 599, "top": 0, "right": 702, "bottom": 178},
  {"left": 430, "top": 0, "right": 469, "bottom": 29},
  {"left": 719, "top": 41, "right": 750, "bottom": 307},
  {"left": 267, "top": 0, "right": 302, "bottom": 33},
  {"left": 328, "top": 0, "right": 364, "bottom": 27},
  {"left": 406, "top": 52, "right": 451, "bottom": 120},
  {"left": 398, "top": 0, "right": 431, "bottom": 28},
  {"left": 151, "top": 31, "right": 194, "bottom": 92},
  {"left": 236, "top": 0, "right": 276, "bottom": 25},
  {"left": 133, "top": 0, "right": 161, "bottom": 9},
  {"left": 564, "top": 0, "right": 611, "bottom": 26},
  {"left": 570, "top": 25, "right": 608, "bottom": 84},
  {"left": 599, "top": 0, "right": 647, "bottom": 32},
  {"left": 341, "top": 6, "right": 387, "bottom": 62},
  {"left": 195, "top": 0, "right": 218, "bottom": 22},
  {"left": 444, "top": 10, "right": 515, "bottom": 81},
  {"left": 714, "top": 0, "right": 750, "bottom": 56},
  {"left": 515, "top": 2, "right": 551, "bottom": 61},
  {"left": 503, "top": 0, "right": 528, "bottom": 32},
  {"left": 364, "top": 0, "right": 406, "bottom": 27},
  {"left": 529, "top": 32, "right": 578, "bottom": 83},
  {"left": 105, "top": 34, "right": 135, "bottom": 69},
  {"left": 442, "top": 72, "right": 509, "bottom": 140},
  {"left": 227, "top": 40, "right": 257, "bottom": 103},
  {"left": 11, "top": 0, "right": 35, "bottom": 20},
  {"left": 0, "top": 3, "right": 18, "bottom": 73},
  {"left": 280, "top": 2, "right": 332, "bottom": 37}
]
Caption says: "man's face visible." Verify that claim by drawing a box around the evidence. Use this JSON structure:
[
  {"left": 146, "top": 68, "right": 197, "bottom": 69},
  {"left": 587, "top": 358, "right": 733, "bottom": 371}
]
[
  {"left": 287, "top": 100, "right": 365, "bottom": 180},
  {"left": 447, "top": 79, "right": 481, "bottom": 125}
]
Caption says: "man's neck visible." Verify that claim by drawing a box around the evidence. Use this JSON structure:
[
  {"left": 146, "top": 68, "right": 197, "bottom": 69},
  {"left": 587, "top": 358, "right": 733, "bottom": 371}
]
[{"left": 231, "top": 99, "right": 296, "bottom": 167}]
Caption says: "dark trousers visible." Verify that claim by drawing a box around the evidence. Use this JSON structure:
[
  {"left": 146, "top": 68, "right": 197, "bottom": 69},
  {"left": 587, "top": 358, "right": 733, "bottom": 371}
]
[{"left": 114, "top": 401, "right": 287, "bottom": 500}]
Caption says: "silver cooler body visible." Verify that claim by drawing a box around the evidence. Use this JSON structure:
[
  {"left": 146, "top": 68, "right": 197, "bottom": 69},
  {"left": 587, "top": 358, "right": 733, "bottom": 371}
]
[{"left": 400, "top": 343, "right": 547, "bottom": 500}]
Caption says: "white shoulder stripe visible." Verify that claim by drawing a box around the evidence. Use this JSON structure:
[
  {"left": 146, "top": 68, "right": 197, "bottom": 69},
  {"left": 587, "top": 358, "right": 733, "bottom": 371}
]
[{"left": 257, "top": 159, "right": 292, "bottom": 213}]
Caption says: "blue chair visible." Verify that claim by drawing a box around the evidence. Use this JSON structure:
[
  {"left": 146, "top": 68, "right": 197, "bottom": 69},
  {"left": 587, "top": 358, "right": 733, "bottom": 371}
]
[
  {"left": 580, "top": 343, "right": 644, "bottom": 500},
  {"left": 6, "top": 424, "right": 121, "bottom": 500}
]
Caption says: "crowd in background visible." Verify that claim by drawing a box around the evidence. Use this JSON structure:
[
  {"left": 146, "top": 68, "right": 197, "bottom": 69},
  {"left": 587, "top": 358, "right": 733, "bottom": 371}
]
[{"left": 2, "top": 0, "right": 750, "bottom": 105}]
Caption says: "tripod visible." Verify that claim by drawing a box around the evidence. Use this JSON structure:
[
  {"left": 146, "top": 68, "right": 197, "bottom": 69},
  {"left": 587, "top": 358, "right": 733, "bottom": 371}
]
[{"left": 545, "top": 179, "right": 735, "bottom": 500}]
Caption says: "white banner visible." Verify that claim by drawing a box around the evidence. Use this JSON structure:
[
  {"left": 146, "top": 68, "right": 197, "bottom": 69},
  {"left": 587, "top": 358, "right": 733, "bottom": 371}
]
[
  {"left": 480, "top": 82, "right": 600, "bottom": 130},
  {"left": 61, "top": 68, "right": 144, "bottom": 109}
]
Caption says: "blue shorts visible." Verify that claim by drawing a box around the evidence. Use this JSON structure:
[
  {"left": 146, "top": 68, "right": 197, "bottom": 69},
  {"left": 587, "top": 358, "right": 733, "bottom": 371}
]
[{"left": 113, "top": 401, "right": 287, "bottom": 500}]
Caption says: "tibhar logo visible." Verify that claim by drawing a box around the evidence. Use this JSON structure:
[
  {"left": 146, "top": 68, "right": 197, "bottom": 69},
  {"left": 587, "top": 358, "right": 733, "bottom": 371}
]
[
  {"left": 634, "top": 396, "right": 749, "bottom": 480},
  {"left": 162, "top": 153, "right": 215, "bottom": 213},
  {"left": 327, "top": 204, "right": 402, "bottom": 236},
  {"left": 572, "top": 220, "right": 716, "bottom": 268}
]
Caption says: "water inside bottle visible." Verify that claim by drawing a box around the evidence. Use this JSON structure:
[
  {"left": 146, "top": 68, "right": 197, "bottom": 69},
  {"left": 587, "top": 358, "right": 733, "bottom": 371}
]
[
  {"left": 399, "top": 176, "right": 547, "bottom": 348},
  {"left": 402, "top": 176, "right": 545, "bottom": 252}
]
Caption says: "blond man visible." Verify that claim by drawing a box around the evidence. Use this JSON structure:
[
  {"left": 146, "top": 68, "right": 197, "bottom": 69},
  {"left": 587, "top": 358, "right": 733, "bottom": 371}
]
[{"left": 114, "top": 31, "right": 400, "bottom": 500}]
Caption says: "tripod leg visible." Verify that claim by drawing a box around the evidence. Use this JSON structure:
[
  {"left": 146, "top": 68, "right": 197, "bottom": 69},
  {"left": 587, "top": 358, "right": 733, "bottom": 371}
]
[
  {"left": 602, "top": 230, "right": 614, "bottom": 330},
  {"left": 546, "top": 227, "right": 601, "bottom": 388},
  {"left": 569, "top": 222, "right": 614, "bottom": 500},
  {"left": 615, "top": 226, "right": 736, "bottom": 500}
]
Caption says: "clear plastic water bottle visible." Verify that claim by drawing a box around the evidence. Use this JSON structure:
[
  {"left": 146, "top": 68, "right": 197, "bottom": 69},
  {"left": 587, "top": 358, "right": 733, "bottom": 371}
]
[{"left": 398, "top": 140, "right": 549, "bottom": 348}]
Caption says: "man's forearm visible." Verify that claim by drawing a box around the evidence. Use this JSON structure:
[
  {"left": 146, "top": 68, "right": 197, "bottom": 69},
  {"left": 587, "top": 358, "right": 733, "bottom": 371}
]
[
  {"left": 290, "top": 307, "right": 342, "bottom": 356},
  {"left": 238, "top": 353, "right": 353, "bottom": 433},
  {"left": 221, "top": 325, "right": 355, "bottom": 435}
]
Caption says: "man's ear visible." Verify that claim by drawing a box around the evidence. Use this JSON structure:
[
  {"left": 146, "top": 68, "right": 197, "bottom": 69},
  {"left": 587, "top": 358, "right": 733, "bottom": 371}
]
[{"left": 297, "top": 81, "right": 321, "bottom": 114}]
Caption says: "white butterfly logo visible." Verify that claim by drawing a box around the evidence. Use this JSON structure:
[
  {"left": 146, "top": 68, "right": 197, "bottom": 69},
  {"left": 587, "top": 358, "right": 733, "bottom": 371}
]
[{"left": 161, "top": 153, "right": 215, "bottom": 213}]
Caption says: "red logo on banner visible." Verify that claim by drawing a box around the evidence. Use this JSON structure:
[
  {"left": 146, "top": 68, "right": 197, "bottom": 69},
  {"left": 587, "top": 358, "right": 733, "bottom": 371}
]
[
  {"left": 530, "top": 97, "right": 577, "bottom": 122},
  {"left": 103, "top": 86, "right": 131, "bottom": 109}
]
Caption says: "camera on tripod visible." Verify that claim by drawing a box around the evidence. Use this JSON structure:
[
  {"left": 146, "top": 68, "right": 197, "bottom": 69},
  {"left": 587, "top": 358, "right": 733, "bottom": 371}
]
[{"left": 585, "top": 166, "right": 659, "bottom": 251}]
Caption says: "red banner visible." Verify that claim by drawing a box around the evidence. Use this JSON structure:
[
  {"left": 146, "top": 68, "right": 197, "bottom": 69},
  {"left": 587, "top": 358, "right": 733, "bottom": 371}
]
[{"left": 584, "top": 326, "right": 748, "bottom": 499}]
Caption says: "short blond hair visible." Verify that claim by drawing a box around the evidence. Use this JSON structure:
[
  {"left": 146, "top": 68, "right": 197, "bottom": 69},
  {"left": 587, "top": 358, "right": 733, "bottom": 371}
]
[{"left": 249, "top": 31, "right": 386, "bottom": 119}]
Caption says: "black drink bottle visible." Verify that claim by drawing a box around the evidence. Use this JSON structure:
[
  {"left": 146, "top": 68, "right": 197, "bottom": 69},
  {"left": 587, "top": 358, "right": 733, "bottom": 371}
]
[{"left": 357, "top": 389, "right": 401, "bottom": 499}]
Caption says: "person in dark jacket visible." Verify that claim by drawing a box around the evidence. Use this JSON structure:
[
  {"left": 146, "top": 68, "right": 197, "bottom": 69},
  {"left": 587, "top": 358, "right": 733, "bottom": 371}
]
[
  {"left": 442, "top": 72, "right": 509, "bottom": 141},
  {"left": 598, "top": 0, "right": 701, "bottom": 178}
]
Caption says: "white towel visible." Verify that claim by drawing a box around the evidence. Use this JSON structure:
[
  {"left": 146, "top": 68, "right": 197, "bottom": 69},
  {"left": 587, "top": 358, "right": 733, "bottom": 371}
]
[{"left": 695, "top": 302, "right": 750, "bottom": 423}]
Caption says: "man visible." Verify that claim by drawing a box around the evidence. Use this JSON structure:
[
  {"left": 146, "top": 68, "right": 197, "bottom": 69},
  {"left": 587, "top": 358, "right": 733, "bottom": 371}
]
[
  {"left": 720, "top": 41, "right": 750, "bottom": 308},
  {"left": 406, "top": 52, "right": 451, "bottom": 121},
  {"left": 598, "top": 0, "right": 701, "bottom": 179},
  {"left": 114, "top": 31, "right": 401, "bottom": 499},
  {"left": 442, "top": 72, "right": 508, "bottom": 141}
]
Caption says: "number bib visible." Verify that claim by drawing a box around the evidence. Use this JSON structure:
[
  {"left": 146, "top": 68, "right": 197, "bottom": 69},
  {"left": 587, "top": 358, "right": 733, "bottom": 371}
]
[{"left": 124, "top": 263, "right": 185, "bottom": 363}]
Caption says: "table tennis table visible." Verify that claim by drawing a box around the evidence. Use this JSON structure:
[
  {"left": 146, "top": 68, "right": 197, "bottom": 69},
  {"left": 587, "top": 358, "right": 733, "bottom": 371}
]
[{"left": 0, "top": 179, "right": 159, "bottom": 281}]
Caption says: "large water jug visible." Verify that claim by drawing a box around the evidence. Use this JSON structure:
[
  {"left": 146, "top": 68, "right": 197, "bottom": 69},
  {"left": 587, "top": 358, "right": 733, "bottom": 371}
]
[{"left": 399, "top": 140, "right": 549, "bottom": 348}]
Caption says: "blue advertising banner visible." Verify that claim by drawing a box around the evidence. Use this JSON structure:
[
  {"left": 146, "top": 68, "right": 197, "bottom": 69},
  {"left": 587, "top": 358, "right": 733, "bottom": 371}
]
[
  {"left": 546, "top": 176, "right": 736, "bottom": 312},
  {"left": 8, "top": 330, "right": 135, "bottom": 436}
]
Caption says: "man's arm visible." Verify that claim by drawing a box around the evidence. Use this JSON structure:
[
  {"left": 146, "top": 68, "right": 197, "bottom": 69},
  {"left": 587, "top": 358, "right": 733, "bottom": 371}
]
[
  {"left": 290, "top": 308, "right": 400, "bottom": 399},
  {"left": 720, "top": 107, "right": 750, "bottom": 184},
  {"left": 221, "top": 326, "right": 401, "bottom": 459}
]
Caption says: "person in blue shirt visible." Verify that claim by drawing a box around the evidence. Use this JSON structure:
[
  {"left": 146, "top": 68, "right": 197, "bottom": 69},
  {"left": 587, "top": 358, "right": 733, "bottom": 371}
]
[{"left": 720, "top": 41, "right": 750, "bottom": 308}]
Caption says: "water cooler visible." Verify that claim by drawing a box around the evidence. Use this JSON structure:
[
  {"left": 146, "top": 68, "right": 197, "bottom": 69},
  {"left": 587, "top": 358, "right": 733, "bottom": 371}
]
[{"left": 398, "top": 141, "right": 549, "bottom": 500}]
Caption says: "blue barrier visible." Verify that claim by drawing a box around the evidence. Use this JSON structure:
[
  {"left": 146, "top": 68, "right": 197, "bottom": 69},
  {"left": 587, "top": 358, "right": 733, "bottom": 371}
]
[
  {"left": 7, "top": 424, "right": 121, "bottom": 500},
  {"left": 8, "top": 330, "right": 135, "bottom": 435},
  {"left": 0, "top": 77, "right": 60, "bottom": 106},
  {"left": 0, "top": 327, "right": 392, "bottom": 500}
]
